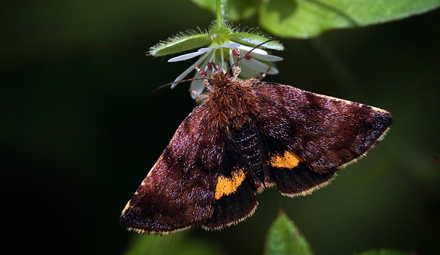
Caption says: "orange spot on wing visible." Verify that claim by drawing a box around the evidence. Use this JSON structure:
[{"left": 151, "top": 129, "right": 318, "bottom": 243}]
[
  {"left": 215, "top": 169, "right": 246, "bottom": 199},
  {"left": 270, "top": 151, "right": 302, "bottom": 169}
]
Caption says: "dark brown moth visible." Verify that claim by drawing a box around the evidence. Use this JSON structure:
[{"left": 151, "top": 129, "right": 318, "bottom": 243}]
[{"left": 120, "top": 66, "right": 392, "bottom": 235}]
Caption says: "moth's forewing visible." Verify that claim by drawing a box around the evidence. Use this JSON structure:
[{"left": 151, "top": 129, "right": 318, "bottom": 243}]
[
  {"left": 254, "top": 82, "right": 392, "bottom": 174},
  {"left": 120, "top": 107, "right": 222, "bottom": 234}
]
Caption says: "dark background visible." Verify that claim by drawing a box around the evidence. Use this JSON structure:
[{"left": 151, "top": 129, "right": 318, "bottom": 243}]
[{"left": 2, "top": 1, "right": 439, "bottom": 254}]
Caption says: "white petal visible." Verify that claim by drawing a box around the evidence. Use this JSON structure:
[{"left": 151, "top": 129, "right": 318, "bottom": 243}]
[
  {"left": 237, "top": 57, "right": 260, "bottom": 77},
  {"left": 239, "top": 59, "right": 279, "bottom": 76},
  {"left": 171, "top": 65, "right": 194, "bottom": 88},
  {"left": 229, "top": 51, "right": 236, "bottom": 73},
  {"left": 237, "top": 61, "right": 258, "bottom": 78},
  {"left": 238, "top": 45, "right": 283, "bottom": 61},
  {"left": 199, "top": 54, "right": 211, "bottom": 71},
  {"left": 171, "top": 53, "right": 209, "bottom": 88},
  {"left": 168, "top": 51, "right": 205, "bottom": 62},
  {"left": 240, "top": 58, "right": 279, "bottom": 76},
  {"left": 198, "top": 47, "right": 216, "bottom": 53},
  {"left": 189, "top": 76, "right": 205, "bottom": 99},
  {"left": 220, "top": 42, "right": 241, "bottom": 48},
  {"left": 237, "top": 45, "right": 268, "bottom": 55},
  {"left": 241, "top": 57, "right": 269, "bottom": 72},
  {"left": 208, "top": 50, "right": 216, "bottom": 66},
  {"left": 267, "top": 66, "right": 279, "bottom": 75},
  {"left": 249, "top": 53, "right": 283, "bottom": 62}
]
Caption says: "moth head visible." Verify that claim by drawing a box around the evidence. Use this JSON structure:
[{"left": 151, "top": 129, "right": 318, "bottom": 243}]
[{"left": 208, "top": 68, "right": 234, "bottom": 89}]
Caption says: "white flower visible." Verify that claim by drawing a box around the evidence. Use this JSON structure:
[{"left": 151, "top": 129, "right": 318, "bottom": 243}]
[
  {"left": 148, "top": 20, "right": 284, "bottom": 99},
  {"left": 168, "top": 41, "right": 283, "bottom": 99}
]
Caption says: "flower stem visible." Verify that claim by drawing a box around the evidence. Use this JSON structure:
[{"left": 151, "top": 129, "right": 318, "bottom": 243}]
[{"left": 216, "top": 0, "right": 224, "bottom": 27}]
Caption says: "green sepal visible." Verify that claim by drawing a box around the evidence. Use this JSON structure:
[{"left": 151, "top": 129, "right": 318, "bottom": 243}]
[
  {"left": 229, "top": 32, "right": 284, "bottom": 51},
  {"left": 208, "top": 25, "right": 233, "bottom": 44},
  {"left": 149, "top": 32, "right": 211, "bottom": 57}
]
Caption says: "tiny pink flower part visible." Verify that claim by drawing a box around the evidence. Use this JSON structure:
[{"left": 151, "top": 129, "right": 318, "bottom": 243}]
[
  {"left": 232, "top": 49, "right": 240, "bottom": 56},
  {"left": 200, "top": 69, "right": 207, "bottom": 76},
  {"left": 207, "top": 62, "right": 213, "bottom": 70},
  {"left": 245, "top": 55, "right": 251, "bottom": 60}
]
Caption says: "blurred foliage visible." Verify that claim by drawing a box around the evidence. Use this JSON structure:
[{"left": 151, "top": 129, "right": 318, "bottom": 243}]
[
  {"left": 2, "top": 1, "right": 440, "bottom": 255},
  {"left": 192, "top": 0, "right": 440, "bottom": 37},
  {"left": 352, "top": 250, "right": 410, "bottom": 255},
  {"left": 264, "top": 213, "right": 410, "bottom": 255},
  {"left": 123, "top": 231, "right": 221, "bottom": 255},
  {"left": 264, "top": 212, "right": 314, "bottom": 255}
]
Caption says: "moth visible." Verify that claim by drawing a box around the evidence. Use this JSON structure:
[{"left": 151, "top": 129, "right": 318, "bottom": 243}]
[{"left": 120, "top": 64, "right": 392, "bottom": 235}]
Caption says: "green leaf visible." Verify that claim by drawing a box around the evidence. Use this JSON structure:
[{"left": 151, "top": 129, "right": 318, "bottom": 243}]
[
  {"left": 352, "top": 249, "right": 411, "bottom": 255},
  {"left": 123, "top": 231, "right": 220, "bottom": 255},
  {"left": 264, "top": 212, "right": 313, "bottom": 255},
  {"left": 149, "top": 32, "right": 211, "bottom": 57},
  {"left": 192, "top": 0, "right": 440, "bottom": 38},
  {"left": 260, "top": 0, "right": 440, "bottom": 38}
]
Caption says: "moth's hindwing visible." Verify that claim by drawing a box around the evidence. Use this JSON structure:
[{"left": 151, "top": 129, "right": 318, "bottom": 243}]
[
  {"left": 203, "top": 134, "right": 258, "bottom": 229},
  {"left": 258, "top": 129, "right": 335, "bottom": 196}
]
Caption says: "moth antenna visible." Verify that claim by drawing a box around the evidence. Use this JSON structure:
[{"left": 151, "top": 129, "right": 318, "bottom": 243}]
[
  {"left": 209, "top": 62, "right": 220, "bottom": 72},
  {"left": 226, "top": 38, "right": 278, "bottom": 75},
  {"left": 194, "top": 63, "right": 208, "bottom": 77},
  {"left": 150, "top": 76, "right": 206, "bottom": 94},
  {"left": 151, "top": 64, "right": 212, "bottom": 94},
  {"left": 231, "top": 48, "right": 242, "bottom": 74},
  {"left": 189, "top": 89, "right": 200, "bottom": 97},
  {"left": 233, "top": 66, "right": 241, "bottom": 79},
  {"left": 254, "top": 66, "right": 272, "bottom": 80}
]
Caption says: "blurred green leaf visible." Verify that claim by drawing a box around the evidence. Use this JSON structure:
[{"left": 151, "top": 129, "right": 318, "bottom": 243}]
[
  {"left": 192, "top": 0, "right": 259, "bottom": 20},
  {"left": 191, "top": 0, "right": 217, "bottom": 17},
  {"left": 123, "top": 231, "right": 220, "bottom": 255},
  {"left": 352, "top": 250, "right": 411, "bottom": 255},
  {"left": 192, "top": 0, "right": 440, "bottom": 38},
  {"left": 260, "top": 0, "right": 440, "bottom": 38},
  {"left": 264, "top": 212, "right": 313, "bottom": 255}
]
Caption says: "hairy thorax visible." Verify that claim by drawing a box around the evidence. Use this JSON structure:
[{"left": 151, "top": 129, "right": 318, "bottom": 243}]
[{"left": 203, "top": 71, "right": 259, "bottom": 132}]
